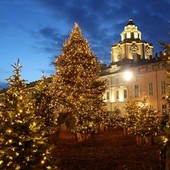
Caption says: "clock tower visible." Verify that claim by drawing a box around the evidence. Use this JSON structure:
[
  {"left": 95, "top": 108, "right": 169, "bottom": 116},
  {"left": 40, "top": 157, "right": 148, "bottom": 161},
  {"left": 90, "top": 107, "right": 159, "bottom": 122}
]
[{"left": 111, "top": 19, "right": 153, "bottom": 63}]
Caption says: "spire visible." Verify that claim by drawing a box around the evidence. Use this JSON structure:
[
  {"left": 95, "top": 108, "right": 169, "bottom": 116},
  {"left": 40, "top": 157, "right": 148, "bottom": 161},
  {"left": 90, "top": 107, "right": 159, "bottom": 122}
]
[{"left": 126, "top": 18, "right": 135, "bottom": 26}]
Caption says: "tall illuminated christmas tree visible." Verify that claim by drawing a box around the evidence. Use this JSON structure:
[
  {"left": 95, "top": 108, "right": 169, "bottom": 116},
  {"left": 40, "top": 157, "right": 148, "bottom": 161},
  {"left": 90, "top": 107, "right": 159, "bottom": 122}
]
[
  {"left": 0, "top": 60, "right": 57, "bottom": 169},
  {"left": 50, "top": 23, "right": 107, "bottom": 141}
]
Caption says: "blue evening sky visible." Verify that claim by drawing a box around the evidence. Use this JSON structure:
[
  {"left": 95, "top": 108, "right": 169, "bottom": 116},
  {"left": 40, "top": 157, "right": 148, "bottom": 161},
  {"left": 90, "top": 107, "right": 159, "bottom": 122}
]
[{"left": 0, "top": 0, "right": 169, "bottom": 89}]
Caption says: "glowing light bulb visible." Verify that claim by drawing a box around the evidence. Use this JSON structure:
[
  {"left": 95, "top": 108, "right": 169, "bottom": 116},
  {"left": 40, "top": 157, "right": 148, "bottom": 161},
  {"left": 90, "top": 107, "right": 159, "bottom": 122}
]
[
  {"left": 123, "top": 71, "right": 133, "bottom": 81},
  {"left": 8, "top": 139, "right": 13, "bottom": 143},
  {"left": 41, "top": 160, "right": 45, "bottom": 164},
  {"left": 6, "top": 129, "right": 12, "bottom": 133}
]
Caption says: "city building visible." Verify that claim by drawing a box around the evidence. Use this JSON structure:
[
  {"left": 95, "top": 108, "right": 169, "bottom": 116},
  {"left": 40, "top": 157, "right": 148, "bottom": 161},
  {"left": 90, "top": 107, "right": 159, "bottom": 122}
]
[{"left": 101, "top": 19, "right": 167, "bottom": 115}]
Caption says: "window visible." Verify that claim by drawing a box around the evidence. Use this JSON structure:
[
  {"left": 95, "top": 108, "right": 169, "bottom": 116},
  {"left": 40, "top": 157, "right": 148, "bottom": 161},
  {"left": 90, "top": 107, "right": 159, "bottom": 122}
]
[
  {"left": 162, "top": 104, "right": 167, "bottom": 114},
  {"left": 161, "top": 81, "right": 166, "bottom": 95},
  {"left": 124, "top": 90, "right": 127, "bottom": 98},
  {"left": 116, "top": 91, "right": 119, "bottom": 99},
  {"left": 127, "top": 32, "right": 131, "bottom": 38},
  {"left": 134, "top": 84, "right": 140, "bottom": 97},
  {"left": 134, "top": 32, "right": 138, "bottom": 39},
  {"left": 148, "top": 83, "right": 153, "bottom": 96},
  {"left": 106, "top": 92, "right": 110, "bottom": 100},
  {"left": 115, "top": 78, "right": 119, "bottom": 85}
]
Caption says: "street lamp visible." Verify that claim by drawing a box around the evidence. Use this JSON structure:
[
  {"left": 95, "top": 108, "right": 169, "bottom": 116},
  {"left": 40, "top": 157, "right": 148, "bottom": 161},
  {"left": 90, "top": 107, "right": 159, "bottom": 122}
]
[
  {"left": 123, "top": 70, "right": 133, "bottom": 82},
  {"left": 123, "top": 70, "right": 133, "bottom": 100}
]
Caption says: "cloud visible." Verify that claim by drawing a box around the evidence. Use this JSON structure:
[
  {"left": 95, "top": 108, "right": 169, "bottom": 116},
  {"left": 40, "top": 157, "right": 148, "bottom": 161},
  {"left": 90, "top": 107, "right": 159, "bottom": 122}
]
[
  {"left": 36, "top": 0, "right": 170, "bottom": 63},
  {"left": 0, "top": 82, "right": 8, "bottom": 90},
  {"left": 30, "top": 26, "right": 68, "bottom": 56}
]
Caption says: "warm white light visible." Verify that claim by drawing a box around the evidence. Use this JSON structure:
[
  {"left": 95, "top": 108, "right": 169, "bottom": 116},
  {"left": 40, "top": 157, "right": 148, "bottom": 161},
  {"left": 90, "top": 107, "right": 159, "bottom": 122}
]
[
  {"left": 119, "top": 89, "right": 124, "bottom": 102},
  {"left": 123, "top": 71, "right": 133, "bottom": 81},
  {"left": 110, "top": 94, "right": 115, "bottom": 102}
]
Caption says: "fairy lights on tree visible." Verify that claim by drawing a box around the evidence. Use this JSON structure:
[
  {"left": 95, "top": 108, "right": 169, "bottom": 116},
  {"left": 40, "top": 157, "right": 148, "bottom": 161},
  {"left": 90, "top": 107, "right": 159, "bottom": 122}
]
[
  {"left": 50, "top": 23, "right": 107, "bottom": 141},
  {"left": 124, "top": 97, "right": 161, "bottom": 144},
  {"left": 33, "top": 74, "right": 55, "bottom": 130},
  {"left": 0, "top": 60, "right": 57, "bottom": 169}
]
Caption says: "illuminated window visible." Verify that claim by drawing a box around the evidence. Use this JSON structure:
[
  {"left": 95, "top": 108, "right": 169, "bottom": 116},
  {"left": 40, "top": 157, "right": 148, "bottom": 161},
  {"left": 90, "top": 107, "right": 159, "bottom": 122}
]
[
  {"left": 127, "top": 32, "right": 131, "bottom": 38},
  {"left": 134, "top": 32, "right": 138, "bottom": 39},
  {"left": 161, "top": 81, "right": 166, "bottom": 95},
  {"left": 148, "top": 83, "right": 153, "bottom": 96},
  {"left": 134, "top": 84, "right": 140, "bottom": 97}
]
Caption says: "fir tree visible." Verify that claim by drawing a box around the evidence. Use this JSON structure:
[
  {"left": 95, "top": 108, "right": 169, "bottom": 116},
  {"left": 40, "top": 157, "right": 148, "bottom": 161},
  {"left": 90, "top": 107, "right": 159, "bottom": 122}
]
[
  {"left": 0, "top": 60, "right": 57, "bottom": 169},
  {"left": 124, "top": 99, "right": 140, "bottom": 135},
  {"left": 108, "top": 106, "right": 123, "bottom": 128},
  {"left": 50, "top": 23, "right": 107, "bottom": 141},
  {"left": 160, "top": 42, "right": 170, "bottom": 169},
  {"left": 136, "top": 100, "right": 161, "bottom": 140},
  {"left": 124, "top": 97, "right": 161, "bottom": 144},
  {"left": 33, "top": 74, "right": 55, "bottom": 130}
]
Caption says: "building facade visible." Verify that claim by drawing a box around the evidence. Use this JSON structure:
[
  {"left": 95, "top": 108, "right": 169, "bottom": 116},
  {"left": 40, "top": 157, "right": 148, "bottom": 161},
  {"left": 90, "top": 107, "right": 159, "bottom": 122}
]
[{"left": 101, "top": 19, "right": 167, "bottom": 115}]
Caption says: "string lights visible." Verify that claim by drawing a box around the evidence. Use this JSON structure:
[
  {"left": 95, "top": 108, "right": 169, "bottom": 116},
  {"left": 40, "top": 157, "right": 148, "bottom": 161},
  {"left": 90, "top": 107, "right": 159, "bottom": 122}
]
[{"left": 50, "top": 23, "right": 107, "bottom": 141}]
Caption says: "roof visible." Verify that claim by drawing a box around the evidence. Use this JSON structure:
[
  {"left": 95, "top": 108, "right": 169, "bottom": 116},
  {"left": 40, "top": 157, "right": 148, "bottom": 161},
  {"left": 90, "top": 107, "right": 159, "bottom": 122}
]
[{"left": 126, "top": 18, "right": 135, "bottom": 26}]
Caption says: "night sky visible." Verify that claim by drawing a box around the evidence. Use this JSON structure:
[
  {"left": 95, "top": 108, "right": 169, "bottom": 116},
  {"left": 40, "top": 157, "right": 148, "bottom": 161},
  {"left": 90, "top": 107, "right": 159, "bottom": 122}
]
[{"left": 0, "top": 0, "right": 169, "bottom": 89}]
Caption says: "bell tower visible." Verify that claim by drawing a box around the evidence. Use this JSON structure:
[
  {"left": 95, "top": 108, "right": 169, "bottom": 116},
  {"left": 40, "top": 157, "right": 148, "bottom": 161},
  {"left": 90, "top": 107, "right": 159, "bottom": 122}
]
[{"left": 111, "top": 19, "right": 153, "bottom": 63}]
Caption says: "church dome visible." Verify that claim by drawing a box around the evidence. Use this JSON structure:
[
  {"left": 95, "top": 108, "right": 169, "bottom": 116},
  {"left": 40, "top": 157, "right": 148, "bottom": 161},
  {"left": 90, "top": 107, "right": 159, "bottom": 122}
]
[{"left": 121, "top": 18, "right": 141, "bottom": 41}]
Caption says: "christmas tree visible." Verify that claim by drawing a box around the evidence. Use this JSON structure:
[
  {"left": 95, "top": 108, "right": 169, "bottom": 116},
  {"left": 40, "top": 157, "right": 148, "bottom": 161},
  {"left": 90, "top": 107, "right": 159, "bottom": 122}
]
[
  {"left": 32, "top": 74, "right": 55, "bottom": 129},
  {"left": 108, "top": 106, "right": 123, "bottom": 128},
  {"left": 124, "top": 99, "right": 140, "bottom": 135},
  {"left": 160, "top": 43, "right": 170, "bottom": 169},
  {"left": 135, "top": 100, "right": 160, "bottom": 144},
  {"left": 0, "top": 60, "right": 57, "bottom": 169},
  {"left": 50, "top": 23, "right": 107, "bottom": 141},
  {"left": 124, "top": 96, "right": 161, "bottom": 144}
]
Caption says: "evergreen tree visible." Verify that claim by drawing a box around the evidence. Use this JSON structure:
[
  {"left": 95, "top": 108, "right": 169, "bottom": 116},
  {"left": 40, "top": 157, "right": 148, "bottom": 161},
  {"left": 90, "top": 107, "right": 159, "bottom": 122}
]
[
  {"left": 108, "top": 106, "right": 123, "bottom": 128},
  {"left": 50, "top": 23, "right": 107, "bottom": 141},
  {"left": 136, "top": 100, "right": 161, "bottom": 137},
  {"left": 125, "top": 97, "right": 161, "bottom": 144},
  {"left": 160, "top": 43, "right": 170, "bottom": 169},
  {"left": 124, "top": 99, "right": 140, "bottom": 135},
  {"left": 33, "top": 74, "right": 55, "bottom": 130},
  {"left": 0, "top": 60, "right": 57, "bottom": 169}
]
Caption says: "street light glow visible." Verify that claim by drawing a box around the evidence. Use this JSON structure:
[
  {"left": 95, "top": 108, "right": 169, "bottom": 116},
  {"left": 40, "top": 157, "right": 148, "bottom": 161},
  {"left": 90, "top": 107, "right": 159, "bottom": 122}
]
[{"left": 123, "top": 71, "right": 133, "bottom": 81}]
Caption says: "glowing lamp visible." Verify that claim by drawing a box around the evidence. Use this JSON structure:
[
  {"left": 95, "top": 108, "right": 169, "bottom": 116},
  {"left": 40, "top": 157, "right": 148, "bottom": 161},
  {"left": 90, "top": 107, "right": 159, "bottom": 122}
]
[{"left": 123, "top": 71, "right": 133, "bottom": 81}]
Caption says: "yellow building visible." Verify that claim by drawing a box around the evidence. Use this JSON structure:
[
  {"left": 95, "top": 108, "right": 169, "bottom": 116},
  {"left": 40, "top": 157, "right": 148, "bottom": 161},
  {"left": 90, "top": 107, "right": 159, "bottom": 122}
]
[
  {"left": 111, "top": 18, "right": 153, "bottom": 62},
  {"left": 101, "top": 19, "right": 167, "bottom": 115}
]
